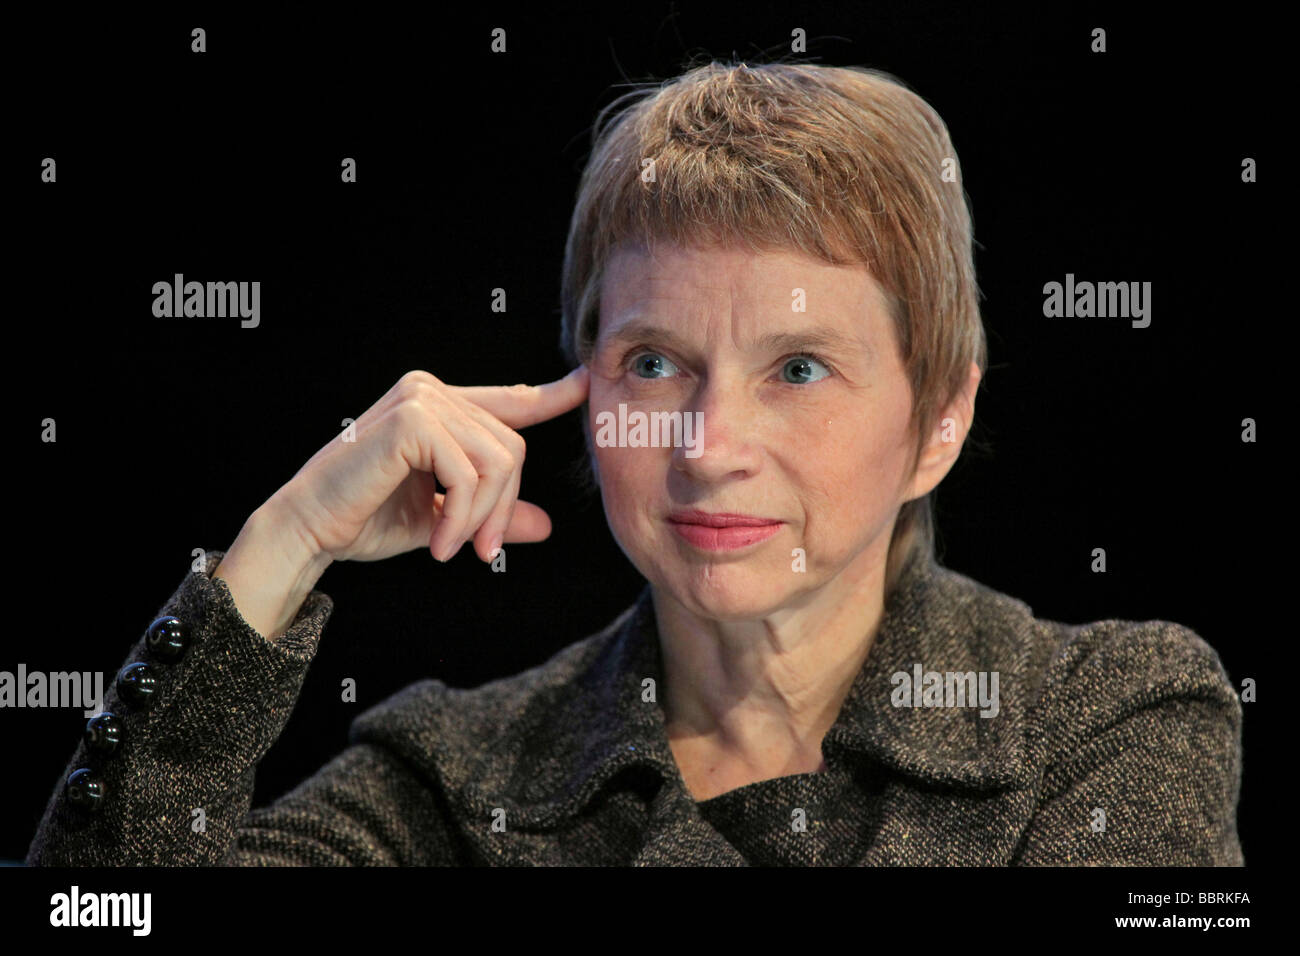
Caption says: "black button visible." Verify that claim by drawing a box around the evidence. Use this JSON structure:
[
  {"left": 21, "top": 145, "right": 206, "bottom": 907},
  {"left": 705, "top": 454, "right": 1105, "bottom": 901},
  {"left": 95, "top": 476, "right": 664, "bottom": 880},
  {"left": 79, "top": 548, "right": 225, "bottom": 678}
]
[
  {"left": 146, "top": 616, "right": 191, "bottom": 662},
  {"left": 66, "top": 769, "right": 106, "bottom": 812},
  {"left": 84, "top": 712, "right": 124, "bottom": 755},
  {"left": 116, "top": 663, "right": 158, "bottom": 710}
]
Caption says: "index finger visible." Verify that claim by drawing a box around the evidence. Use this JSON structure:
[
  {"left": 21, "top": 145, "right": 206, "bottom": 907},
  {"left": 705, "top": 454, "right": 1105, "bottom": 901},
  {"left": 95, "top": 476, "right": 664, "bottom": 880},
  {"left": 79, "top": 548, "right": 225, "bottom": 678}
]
[{"left": 451, "top": 365, "right": 590, "bottom": 429}]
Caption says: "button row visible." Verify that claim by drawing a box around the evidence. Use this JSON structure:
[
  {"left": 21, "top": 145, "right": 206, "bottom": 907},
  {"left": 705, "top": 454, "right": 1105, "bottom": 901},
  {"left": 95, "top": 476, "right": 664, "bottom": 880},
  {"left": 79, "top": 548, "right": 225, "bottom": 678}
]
[{"left": 64, "top": 615, "right": 192, "bottom": 813}]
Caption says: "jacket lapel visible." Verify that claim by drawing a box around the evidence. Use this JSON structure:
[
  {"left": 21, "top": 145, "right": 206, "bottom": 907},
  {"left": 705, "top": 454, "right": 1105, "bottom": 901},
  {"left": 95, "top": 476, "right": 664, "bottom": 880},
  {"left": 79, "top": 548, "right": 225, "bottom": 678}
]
[
  {"left": 822, "top": 553, "right": 1042, "bottom": 864},
  {"left": 625, "top": 552, "right": 1043, "bottom": 865}
]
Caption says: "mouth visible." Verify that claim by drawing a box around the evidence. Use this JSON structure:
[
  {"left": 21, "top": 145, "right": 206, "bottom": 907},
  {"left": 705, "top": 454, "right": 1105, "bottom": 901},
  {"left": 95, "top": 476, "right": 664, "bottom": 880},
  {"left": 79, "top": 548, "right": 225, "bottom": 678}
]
[{"left": 666, "top": 510, "right": 784, "bottom": 551}]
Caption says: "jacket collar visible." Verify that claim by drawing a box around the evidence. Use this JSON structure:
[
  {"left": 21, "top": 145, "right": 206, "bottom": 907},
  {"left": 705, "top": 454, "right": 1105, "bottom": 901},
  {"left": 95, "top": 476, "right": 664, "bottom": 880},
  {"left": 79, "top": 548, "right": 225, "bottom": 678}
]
[{"left": 419, "top": 548, "right": 1042, "bottom": 835}]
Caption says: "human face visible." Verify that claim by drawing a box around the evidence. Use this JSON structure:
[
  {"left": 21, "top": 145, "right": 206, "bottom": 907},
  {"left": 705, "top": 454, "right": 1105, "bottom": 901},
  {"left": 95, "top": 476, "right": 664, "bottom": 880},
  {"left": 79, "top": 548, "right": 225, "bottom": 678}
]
[{"left": 588, "top": 241, "right": 921, "bottom": 622}]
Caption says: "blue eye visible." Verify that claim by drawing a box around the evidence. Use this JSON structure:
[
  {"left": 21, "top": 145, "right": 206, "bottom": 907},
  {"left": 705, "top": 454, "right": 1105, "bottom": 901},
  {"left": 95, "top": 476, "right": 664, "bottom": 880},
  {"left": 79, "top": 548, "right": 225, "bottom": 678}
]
[
  {"left": 630, "top": 352, "right": 679, "bottom": 378},
  {"left": 781, "top": 356, "right": 831, "bottom": 384}
]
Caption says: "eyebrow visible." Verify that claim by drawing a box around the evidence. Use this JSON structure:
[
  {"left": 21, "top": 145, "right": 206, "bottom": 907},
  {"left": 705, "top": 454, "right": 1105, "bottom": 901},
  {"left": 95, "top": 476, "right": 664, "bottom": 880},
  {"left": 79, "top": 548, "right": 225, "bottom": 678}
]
[{"left": 597, "top": 320, "right": 872, "bottom": 360}]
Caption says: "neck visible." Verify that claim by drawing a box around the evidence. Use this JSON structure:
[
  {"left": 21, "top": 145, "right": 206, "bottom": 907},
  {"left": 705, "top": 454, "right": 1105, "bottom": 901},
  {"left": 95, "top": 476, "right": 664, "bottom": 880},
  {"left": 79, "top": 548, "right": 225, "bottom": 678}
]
[{"left": 654, "top": 540, "right": 890, "bottom": 790}]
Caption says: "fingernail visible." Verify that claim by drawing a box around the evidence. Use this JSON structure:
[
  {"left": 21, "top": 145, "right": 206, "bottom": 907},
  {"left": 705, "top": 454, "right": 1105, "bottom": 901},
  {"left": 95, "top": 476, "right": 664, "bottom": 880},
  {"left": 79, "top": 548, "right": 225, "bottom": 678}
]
[{"left": 489, "top": 534, "right": 503, "bottom": 559}]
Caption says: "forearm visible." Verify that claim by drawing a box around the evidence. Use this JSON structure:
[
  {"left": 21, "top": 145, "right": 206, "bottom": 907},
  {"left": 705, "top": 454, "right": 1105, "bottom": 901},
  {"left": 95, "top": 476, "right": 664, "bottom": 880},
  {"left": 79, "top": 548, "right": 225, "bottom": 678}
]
[{"left": 26, "top": 550, "right": 334, "bottom": 866}]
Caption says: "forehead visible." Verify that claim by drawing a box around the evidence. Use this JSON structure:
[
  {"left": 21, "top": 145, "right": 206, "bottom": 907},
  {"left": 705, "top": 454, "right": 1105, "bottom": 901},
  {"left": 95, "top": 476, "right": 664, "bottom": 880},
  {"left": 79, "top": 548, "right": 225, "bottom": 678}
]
[{"left": 597, "top": 241, "right": 889, "bottom": 338}]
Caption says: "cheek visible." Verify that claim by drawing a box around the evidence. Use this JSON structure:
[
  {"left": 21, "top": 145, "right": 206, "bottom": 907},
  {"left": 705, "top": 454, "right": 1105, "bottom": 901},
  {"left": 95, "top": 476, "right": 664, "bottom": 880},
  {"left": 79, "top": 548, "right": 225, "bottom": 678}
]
[
  {"left": 787, "top": 407, "right": 914, "bottom": 529},
  {"left": 591, "top": 443, "right": 655, "bottom": 516},
  {"left": 591, "top": 446, "right": 666, "bottom": 568},
  {"left": 587, "top": 378, "right": 672, "bottom": 501}
]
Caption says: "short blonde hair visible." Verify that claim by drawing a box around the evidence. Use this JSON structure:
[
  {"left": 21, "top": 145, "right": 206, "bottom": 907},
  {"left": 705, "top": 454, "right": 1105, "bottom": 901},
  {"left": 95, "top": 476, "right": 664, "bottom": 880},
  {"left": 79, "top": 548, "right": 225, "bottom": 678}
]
[{"left": 560, "top": 61, "right": 986, "bottom": 597}]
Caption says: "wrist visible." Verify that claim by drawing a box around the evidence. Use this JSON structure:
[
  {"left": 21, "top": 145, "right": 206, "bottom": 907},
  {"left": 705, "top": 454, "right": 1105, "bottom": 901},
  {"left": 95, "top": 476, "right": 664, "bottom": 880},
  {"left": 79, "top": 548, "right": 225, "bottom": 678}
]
[
  {"left": 213, "top": 499, "right": 334, "bottom": 641},
  {"left": 252, "top": 492, "right": 335, "bottom": 582}
]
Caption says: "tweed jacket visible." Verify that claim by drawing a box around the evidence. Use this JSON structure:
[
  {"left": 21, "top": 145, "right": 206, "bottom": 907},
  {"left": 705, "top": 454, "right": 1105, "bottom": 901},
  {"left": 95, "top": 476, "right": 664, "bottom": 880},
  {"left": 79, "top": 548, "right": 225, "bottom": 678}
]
[{"left": 27, "top": 547, "right": 1244, "bottom": 866}]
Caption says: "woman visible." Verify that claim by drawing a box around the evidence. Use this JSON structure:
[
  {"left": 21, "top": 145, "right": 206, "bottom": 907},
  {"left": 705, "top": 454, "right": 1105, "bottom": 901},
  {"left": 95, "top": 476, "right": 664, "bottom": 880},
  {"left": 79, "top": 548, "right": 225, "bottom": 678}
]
[{"left": 27, "top": 61, "right": 1242, "bottom": 866}]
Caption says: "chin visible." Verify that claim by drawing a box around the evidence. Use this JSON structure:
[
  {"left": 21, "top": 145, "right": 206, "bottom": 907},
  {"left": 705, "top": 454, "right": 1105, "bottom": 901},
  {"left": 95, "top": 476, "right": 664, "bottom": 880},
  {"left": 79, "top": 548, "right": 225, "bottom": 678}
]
[{"left": 659, "top": 564, "right": 796, "bottom": 621}]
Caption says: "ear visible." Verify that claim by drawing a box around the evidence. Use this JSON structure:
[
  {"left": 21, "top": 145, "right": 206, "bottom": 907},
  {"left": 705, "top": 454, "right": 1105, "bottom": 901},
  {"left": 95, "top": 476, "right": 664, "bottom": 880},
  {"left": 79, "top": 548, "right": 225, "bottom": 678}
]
[{"left": 902, "top": 361, "right": 981, "bottom": 503}]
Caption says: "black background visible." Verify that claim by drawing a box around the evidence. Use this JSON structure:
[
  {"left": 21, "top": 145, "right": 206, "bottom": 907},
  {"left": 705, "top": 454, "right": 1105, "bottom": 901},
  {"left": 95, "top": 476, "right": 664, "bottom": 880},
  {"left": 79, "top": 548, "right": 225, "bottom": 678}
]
[{"left": 6, "top": 0, "right": 1278, "bottom": 880}]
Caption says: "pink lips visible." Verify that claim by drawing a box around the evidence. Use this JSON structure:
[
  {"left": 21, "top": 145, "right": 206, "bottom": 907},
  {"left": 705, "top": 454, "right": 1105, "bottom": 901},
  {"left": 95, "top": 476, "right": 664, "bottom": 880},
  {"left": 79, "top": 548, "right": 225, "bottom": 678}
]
[{"left": 667, "top": 510, "right": 784, "bottom": 551}]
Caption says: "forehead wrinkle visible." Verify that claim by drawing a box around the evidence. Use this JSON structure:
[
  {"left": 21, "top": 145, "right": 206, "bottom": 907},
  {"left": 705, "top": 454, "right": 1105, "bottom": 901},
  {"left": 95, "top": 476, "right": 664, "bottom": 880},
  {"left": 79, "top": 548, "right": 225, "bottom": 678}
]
[
  {"left": 599, "top": 250, "right": 885, "bottom": 360},
  {"left": 597, "top": 316, "right": 873, "bottom": 363}
]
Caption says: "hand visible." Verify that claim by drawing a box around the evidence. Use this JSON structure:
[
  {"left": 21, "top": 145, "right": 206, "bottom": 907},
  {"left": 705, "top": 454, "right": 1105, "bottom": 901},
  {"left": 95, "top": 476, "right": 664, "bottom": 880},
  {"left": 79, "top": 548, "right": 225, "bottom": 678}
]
[{"left": 271, "top": 366, "right": 590, "bottom": 564}]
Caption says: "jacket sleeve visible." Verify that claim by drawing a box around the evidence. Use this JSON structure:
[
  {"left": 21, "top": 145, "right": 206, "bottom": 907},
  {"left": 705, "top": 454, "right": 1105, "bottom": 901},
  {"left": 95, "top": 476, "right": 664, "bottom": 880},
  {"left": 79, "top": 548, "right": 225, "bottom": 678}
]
[
  {"left": 1012, "top": 620, "right": 1245, "bottom": 866},
  {"left": 25, "top": 549, "right": 461, "bottom": 866}
]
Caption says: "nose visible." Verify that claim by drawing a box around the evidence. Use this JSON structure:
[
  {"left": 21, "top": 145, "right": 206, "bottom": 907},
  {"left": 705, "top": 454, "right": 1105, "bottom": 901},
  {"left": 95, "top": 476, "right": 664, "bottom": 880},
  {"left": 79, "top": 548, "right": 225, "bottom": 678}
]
[{"left": 671, "top": 377, "right": 762, "bottom": 482}]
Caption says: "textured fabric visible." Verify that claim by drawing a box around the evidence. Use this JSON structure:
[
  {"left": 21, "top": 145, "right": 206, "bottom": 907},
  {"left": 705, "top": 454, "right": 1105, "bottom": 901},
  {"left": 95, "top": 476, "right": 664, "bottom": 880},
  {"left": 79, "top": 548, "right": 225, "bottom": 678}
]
[
  {"left": 26, "top": 547, "right": 1244, "bottom": 866},
  {"left": 696, "top": 768, "right": 880, "bottom": 866}
]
